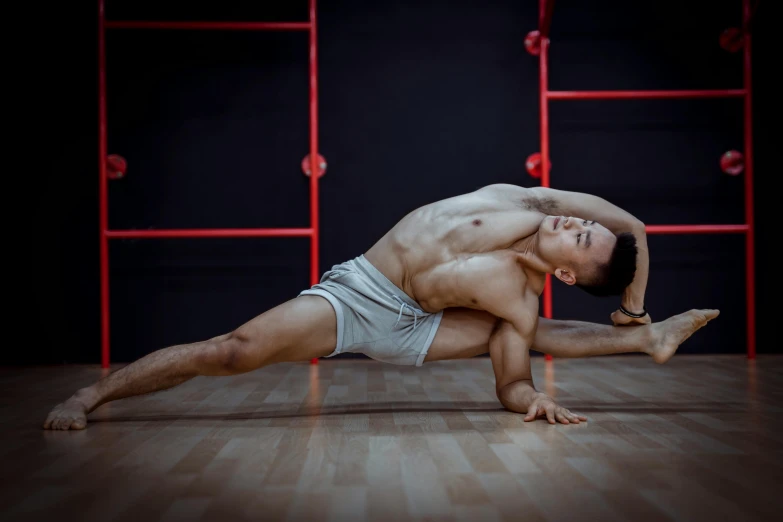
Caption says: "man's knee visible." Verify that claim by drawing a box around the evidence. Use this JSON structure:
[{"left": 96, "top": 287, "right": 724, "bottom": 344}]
[{"left": 202, "top": 331, "right": 265, "bottom": 375}]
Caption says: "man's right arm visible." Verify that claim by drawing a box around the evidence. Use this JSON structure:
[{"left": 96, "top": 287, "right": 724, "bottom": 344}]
[
  {"left": 476, "top": 268, "right": 586, "bottom": 424},
  {"left": 489, "top": 319, "right": 578, "bottom": 423}
]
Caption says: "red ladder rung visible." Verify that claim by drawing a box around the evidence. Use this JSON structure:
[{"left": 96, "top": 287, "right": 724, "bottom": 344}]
[
  {"left": 645, "top": 225, "right": 748, "bottom": 234},
  {"left": 547, "top": 89, "right": 746, "bottom": 100},
  {"left": 105, "top": 228, "right": 313, "bottom": 239},
  {"left": 105, "top": 21, "right": 311, "bottom": 31}
]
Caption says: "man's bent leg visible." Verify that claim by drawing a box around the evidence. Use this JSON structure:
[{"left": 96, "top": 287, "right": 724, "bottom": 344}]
[
  {"left": 43, "top": 295, "right": 337, "bottom": 430},
  {"left": 426, "top": 308, "right": 719, "bottom": 363}
]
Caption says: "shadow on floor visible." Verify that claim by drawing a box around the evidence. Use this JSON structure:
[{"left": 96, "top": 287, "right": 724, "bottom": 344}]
[{"left": 89, "top": 400, "right": 741, "bottom": 424}]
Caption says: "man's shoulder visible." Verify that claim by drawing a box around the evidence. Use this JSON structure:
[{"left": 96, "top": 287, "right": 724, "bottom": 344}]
[
  {"left": 475, "top": 184, "right": 545, "bottom": 210},
  {"left": 476, "top": 183, "right": 529, "bottom": 194}
]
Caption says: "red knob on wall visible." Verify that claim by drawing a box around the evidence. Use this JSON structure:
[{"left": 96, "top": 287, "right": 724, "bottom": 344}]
[
  {"left": 525, "top": 152, "right": 551, "bottom": 179},
  {"left": 524, "top": 30, "right": 541, "bottom": 56},
  {"left": 719, "top": 28, "right": 744, "bottom": 52},
  {"left": 720, "top": 150, "right": 744, "bottom": 176},
  {"left": 302, "top": 154, "right": 327, "bottom": 178},
  {"left": 107, "top": 154, "right": 127, "bottom": 180}
]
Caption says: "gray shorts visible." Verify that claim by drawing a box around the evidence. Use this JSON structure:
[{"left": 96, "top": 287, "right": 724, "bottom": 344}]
[{"left": 299, "top": 255, "right": 443, "bottom": 366}]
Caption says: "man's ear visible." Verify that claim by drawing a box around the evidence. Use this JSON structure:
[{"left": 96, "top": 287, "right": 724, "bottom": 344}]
[{"left": 555, "top": 268, "right": 576, "bottom": 286}]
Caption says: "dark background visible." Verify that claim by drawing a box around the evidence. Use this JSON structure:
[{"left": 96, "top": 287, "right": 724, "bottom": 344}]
[{"left": 12, "top": 0, "right": 772, "bottom": 365}]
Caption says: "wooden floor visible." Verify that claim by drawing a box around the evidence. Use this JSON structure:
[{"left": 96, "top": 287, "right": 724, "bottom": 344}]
[{"left": 1, "top": 355, "right": 781, "bottom": 522}]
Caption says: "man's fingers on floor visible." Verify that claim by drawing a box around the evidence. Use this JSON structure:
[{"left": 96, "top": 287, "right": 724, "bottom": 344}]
[{"left": 545, "top": 405, "right": 556, "bottom": 424}]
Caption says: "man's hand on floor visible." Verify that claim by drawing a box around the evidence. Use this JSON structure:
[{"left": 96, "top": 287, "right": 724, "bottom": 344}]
[{"left": 523, "top": 392, "right": 587, "bottom": 425}]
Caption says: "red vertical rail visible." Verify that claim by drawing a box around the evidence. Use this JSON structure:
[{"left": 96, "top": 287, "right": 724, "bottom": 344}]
[
  {"left": 540, "top": 0, "right": 555, "bottom": 38},
  {"left": 309, "top": 0, "right": 321, "bottom": 364},
  {"left": 98, "top": 0, "right": 110, "bottom": 368},
  {"left": 539, "top": 0, "right": 553, "bottom": 361},
  {"left": 743, "top": 0, "right": 755, "bottom": 359},
  {"left": 309, "top": 0, "right": 320, "bottom": 288}
]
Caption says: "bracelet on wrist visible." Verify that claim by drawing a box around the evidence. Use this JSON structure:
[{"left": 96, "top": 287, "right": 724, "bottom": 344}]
[{"left": 619, "top": 304, "right": 647, "bottom": 318}]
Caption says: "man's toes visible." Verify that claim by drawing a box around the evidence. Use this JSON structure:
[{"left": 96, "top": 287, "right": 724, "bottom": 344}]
[
  {"left": 703, "top": 309, "right": 720, "bottom": 321},
  {"left": 43, "top": 408, "right": 61, "bottom": 429},
  {"left": 72, "top": 419, "right": 87, "bottom": 430},
  {"left": 696, "top": 310, "right": 719, "bottom": 327}
]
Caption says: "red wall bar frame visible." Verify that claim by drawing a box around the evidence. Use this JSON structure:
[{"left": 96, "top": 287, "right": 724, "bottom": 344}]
[
  {"left": 536, "top": 0, "right": 755, "bottom": 359},
  {"left": 98, "top": 0, "right": 323, "bottom": 368}
]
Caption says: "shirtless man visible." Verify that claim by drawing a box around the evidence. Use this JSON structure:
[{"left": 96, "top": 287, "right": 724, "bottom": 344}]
[{"left": 44, "top": 184, "right": 718, "bottom": 430}]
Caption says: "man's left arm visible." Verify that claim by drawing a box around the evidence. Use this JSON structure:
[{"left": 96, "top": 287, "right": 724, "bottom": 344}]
[{"left": 528, "top": 186, "right": 650, "bottom": 324}]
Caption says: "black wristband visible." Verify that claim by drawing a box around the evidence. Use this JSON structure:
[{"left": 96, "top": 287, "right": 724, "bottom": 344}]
[{"left": 619, "top": 304, "right": 647, "bottom": 318}]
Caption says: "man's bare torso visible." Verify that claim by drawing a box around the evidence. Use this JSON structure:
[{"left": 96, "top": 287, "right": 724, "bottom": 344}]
[{"left": 364, "top": 184, "right": 554, "bottom": 313}]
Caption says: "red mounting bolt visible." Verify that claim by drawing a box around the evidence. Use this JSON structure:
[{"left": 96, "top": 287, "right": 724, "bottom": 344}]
[
  {"left": 106, "top": 154, "right": 127, "bottom": 180},
  {"left": 719, "top": 28, "right": 744, "bottom": 52},
  {"left": 302, "top": 153, "right": 327, "bottom": 178},
  {"left": 524, "top": 30, "right": 541, "bottom": 56},
  {"left": 720, "top": 150, "right": 744, "bottom": 176},
  {"left": 525, "top": 152, "right": 550, "bottom": 179}
]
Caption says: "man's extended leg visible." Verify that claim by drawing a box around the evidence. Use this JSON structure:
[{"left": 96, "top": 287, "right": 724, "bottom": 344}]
[
  {"left": 43, "top": 295, "right": 337, "bottom": 430},
  {"left": 532, "top": 309, "right": 719, "bottom": 363},
  {"left": 426, "top": 308, "right": 719, "bottom": 363}
]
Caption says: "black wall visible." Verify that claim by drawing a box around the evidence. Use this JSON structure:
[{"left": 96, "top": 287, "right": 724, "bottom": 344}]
[{"left": 16, "top": 0, "right": 773, "bottom": 365}]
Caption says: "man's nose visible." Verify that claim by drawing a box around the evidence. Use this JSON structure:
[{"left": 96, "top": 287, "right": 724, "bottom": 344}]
[{"left": 565, "top": 218, "right": 584, "bottom": 230}]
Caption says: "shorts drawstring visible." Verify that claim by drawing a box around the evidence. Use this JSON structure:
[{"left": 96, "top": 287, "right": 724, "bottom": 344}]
[{"left": 391, "top": 294, "right": 423, "bottom": 331}]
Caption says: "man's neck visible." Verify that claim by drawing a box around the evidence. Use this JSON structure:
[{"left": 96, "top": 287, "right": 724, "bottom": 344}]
[{"left": 510, "top": 232, "right": 553, "bottom": 276}]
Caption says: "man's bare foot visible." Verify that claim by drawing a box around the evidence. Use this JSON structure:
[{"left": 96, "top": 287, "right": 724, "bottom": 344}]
[
  {"left": 647, "top": 309, "right": 720, "bottom": 364},
  {"left": 43, "top": 390, "right": 95, "bottom": 430}
]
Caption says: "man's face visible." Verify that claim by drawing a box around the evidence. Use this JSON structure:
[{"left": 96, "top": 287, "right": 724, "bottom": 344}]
[{"left": 537, "top": 216, "right": 617, "bottom": 283}]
